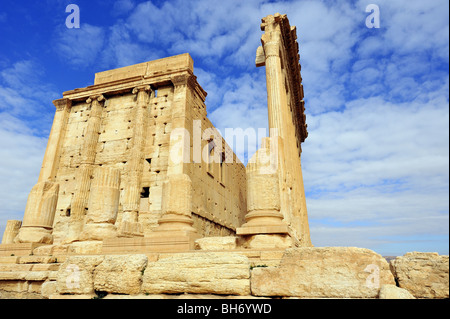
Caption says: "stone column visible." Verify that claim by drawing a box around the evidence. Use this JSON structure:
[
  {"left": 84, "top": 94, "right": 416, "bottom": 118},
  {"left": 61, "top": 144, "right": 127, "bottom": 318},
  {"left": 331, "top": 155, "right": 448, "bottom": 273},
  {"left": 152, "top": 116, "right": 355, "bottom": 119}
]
[
  {"left": 120, "top": 85, "right": 152, "bottom": 237},
  {"left": 260, "top": 14, "right": 288, "bottom": 141},
  {"left": 236, "top": 137, "right": 293, "bottom": 249},
  {"left": 38, "top": 98, "right": 71, "bottom": 182},
  {"left": 66, "top": 94, "right": 105, "bottom": 243},
  {"left": 80, "top": 166, "right": 121, "bottom": 240},
  {"left": 15, "top": 181, "right": 59, "bottom": 244},
  {"left": 1, "top": 220, "right": 22, "bottom": 244},
  {"left": 256, "top": 13, "right": 312, "bottom": 246}
]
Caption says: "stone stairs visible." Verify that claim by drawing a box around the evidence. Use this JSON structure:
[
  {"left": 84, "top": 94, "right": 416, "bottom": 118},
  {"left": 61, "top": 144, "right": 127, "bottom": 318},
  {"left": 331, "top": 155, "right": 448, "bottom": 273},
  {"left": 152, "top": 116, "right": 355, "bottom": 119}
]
[{"left": 0, "top": 255, "right": 62, "bottom": 298}]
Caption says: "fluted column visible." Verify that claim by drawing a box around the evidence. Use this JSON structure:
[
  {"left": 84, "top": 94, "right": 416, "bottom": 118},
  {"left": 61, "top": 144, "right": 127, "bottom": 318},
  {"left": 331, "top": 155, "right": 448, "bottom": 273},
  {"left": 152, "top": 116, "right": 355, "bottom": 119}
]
[
  {"left": 66, "top": 94, "right": 105, "bottom": 242},
  {"left": 236, "top": 137, "right": 292, "bottom": 249},
  {"left": 15, "top": 181, "right": 59, "bottom": 244},
  {"left": 38, "top": 98, "right": 71, "bottom": 182},
  {"left": 80, "top": 166, "right": 121, "bottom": 240},
  {"left": 120, "top": 85, "right": 152, "bottom": 237},
  {"left": 260, "top": 15, "right": 288, "bottom": 141},
  {"left": 2, "top": 220, "right": 22, "bottom": 244}
]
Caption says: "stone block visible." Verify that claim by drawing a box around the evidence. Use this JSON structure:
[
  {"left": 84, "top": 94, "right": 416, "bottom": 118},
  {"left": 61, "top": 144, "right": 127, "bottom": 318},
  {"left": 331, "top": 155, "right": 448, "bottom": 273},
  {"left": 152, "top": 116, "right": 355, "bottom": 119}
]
[
  {"left": 0, "top": 280, "right": 28, "bottom": 292},
  {"left": 56, "top": 255, "right": 104, "bottom": 294},
  {"left": 68, "top": 241, "right": 103, "bottom": 255},
  {"left": 240, "top": 234, "right": 293, "bottom": 249},
  {"left": 93, "top": 254, "right": 148, "bottom": 295},
  {"left": 250, "top": 247, "right": 395, "bottom": 298},
  {"left": 41, "top": 281, "right": 58, "bottom": 298},
  {"left": 379, "top": 284, "right": 415, "bottom": 299},
  {"left": 142, "top": 252, "right": 250, "bottom": 295},
  {"left": 18, "top": 256, "right": 56, "bottom": 264},
  {"left": 390, "top": 252, "right": 449, "bottom": 299},
  {"left": 195, "top": 236, "right": 237, "bottom": 250}
]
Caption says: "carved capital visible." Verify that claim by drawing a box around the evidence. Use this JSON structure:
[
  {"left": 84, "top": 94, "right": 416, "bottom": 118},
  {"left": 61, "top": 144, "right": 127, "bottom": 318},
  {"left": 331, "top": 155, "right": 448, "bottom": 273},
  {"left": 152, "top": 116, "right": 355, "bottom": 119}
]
[
  {"left": 262, "top": 40, "right": 280, "bottom": 58},
  {"left": 86, "top": 94, "right": 105, "bottom": 104},
  {"left": 52, "top": 98, "right": 71, "bottom": 112},
  {"left": 132, "top": 85, "right": 152, "bottom": 95},
  {"left": 260, "top": 13, "right": 285, "bottom": 31},
  {"left": 171, "top": 73, "right": 197, "bottom": 90}
]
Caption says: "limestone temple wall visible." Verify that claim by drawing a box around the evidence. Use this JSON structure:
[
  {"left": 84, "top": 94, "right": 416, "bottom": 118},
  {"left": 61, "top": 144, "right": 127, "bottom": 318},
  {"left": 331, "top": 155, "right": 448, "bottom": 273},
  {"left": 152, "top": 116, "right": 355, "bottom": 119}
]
[{"left": 45, "top": 54, "right": 247, "bottom": 243}]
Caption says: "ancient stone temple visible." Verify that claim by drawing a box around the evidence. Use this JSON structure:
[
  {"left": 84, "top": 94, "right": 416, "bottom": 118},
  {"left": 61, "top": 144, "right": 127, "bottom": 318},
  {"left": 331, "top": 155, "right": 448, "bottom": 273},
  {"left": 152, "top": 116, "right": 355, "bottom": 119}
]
[
  {"left": 0, "top": 13, "right": 310, "bottom": 255},
  {"left": 1, "top": 13, "right": 447, "bottom": 300}
]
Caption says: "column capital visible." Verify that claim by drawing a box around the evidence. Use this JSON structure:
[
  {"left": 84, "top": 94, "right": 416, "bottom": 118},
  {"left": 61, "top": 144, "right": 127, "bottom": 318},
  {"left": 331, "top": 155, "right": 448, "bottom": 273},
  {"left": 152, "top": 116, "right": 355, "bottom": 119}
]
[
  {"left": 86, "top": 94, "right": 105, "bottom": 104},
  {"left": 171, "top": 73, "right": 197, "bottom": 90},
  {"left": 261, "top": 33, "right": 280, "bottom": 58},
  {"left": 260, "top": 13, "right": 286, "bottom": 31},
  {"left": 132, "top": 85, "right": 152, "bottom": 95},
  {"left": 52, "top": 98, "right": 71, "bottom": 112}
]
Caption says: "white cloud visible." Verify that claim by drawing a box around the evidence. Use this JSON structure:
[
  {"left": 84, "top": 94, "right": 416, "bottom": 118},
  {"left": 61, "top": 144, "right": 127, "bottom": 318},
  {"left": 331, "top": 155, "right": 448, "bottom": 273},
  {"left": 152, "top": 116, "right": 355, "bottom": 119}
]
[
  {"left": 0, "top": 113, "right": 47, "bottom": 239},
  {"left": 54, "top": 24, "right": 105, "bottom": 67}
]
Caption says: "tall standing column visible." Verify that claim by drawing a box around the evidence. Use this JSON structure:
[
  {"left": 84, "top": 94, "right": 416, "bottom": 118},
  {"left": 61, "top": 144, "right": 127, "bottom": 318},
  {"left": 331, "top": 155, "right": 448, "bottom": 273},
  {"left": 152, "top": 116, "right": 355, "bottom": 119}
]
[
  {"left": 15, "top": 181, "right": 59, "bottom": 244},
  {"left": 13, "top": 99, "right": 69, "bottom": 244},
  {"left": 38, "top": 98, "right": 71, "bottom": 182},
  {"left": 66, "top": 94, "right": 105, "bottom": 243},
  {"left": 120, "top": 85, "right": 152, "bottom": 237},
  {"left": 254, "top": 13, "right": 313, "bottom": 246},
  {"left": 2, "top": 220, "right": 22, "bottom": 244},
  {"left": 261, "top": 15, "right": 288, "bottom": 141}
]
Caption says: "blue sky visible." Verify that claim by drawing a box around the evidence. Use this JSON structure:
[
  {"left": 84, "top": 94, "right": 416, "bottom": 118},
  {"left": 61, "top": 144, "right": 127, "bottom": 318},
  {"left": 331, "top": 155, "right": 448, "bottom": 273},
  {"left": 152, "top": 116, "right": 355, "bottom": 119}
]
[{"left": 0, "top": 0, "right": 448, "bottom": 256}]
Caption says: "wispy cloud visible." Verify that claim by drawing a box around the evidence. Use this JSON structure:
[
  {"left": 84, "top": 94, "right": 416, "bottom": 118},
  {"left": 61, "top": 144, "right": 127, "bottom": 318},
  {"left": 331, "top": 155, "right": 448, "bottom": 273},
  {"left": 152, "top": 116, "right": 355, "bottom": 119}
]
[{"left": 53, "top": 23, "right": 105, "bottom": 68}]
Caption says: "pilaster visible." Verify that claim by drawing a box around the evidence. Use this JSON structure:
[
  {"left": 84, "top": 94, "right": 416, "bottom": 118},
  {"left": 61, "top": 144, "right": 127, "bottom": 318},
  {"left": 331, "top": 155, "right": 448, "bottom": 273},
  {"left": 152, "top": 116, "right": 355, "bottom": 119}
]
[
  {"left": 66, "top": 94, "right": 105, "bottom": 243},
  {"left": 120, "top": 85, "right": 152, "bottom": 237}
]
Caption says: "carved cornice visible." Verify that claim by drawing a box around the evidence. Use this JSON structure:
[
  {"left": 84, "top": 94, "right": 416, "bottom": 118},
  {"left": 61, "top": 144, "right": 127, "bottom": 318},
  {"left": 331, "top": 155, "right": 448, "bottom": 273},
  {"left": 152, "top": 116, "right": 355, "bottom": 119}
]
[
  {"left": 171, "top": 73, "right": 207, "bottom": 102},
  {"left": 171, "top": 73, "right": 196, "bottom": 89},
  {"left": 52, "top": 98, "right": 71, "bottom": 111}
]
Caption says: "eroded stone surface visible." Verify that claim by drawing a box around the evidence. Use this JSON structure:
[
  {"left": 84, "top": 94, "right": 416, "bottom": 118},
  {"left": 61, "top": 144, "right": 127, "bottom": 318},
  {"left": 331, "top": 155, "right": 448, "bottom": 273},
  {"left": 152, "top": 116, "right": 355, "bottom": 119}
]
[
  {"left": 379, "top": 284, "right": 415, "bottom": 299},
  {"left": 56, "top": 255, "right": 104, "bottom": 295},
  {"left": 93, "top": 254, "right": 147, "bottom": 295},
  {"left": 142, "top": 252, "right": 250, "bottom": 295},
  {"left": 390, "top": 252, "right": 449, "bottom": 299},
  {"left": 251, "top": 247, "right": 395, "bottom": 298}
]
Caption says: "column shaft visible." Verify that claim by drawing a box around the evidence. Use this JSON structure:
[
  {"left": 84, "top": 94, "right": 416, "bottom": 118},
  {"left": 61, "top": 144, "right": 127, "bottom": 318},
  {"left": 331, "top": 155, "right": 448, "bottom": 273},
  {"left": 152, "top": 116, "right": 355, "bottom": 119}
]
[{"left": 38, "top": 99, "right": 71, "bottom": 182}]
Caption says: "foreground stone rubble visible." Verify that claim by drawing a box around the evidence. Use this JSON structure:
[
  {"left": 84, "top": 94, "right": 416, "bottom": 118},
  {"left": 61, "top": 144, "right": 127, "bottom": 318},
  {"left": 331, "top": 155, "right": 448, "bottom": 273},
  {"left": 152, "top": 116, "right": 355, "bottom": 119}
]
[{"left": 0, "top": 244, "right": 448, "bottom": 299}]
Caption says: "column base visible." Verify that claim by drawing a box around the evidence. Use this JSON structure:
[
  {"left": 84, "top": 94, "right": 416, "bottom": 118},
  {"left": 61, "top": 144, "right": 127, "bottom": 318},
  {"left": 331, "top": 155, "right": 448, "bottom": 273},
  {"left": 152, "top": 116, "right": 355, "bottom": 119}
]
[
  {"left": 118, "top": 221, "right": 144, "bottom": 238},
  {"left": 80, "top": 223, "right": 118, "bottom": 241},
  {"left": 240, "top": 234, "right": 293, "bottom": 250},
  {"left": 14, "top": 226, "right": 53, "bottom": 244}
]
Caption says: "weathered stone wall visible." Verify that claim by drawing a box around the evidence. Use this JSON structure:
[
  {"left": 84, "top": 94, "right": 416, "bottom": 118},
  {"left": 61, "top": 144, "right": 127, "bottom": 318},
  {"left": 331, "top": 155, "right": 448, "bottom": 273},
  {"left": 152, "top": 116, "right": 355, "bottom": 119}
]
[
  {"left": 2, "top": 247, "right": 447, "bottom": 299},
  {"left": 49, "top": 61, "right": 247, "bottom": 243},
  {"left": 184, "top": 79, "right": 247, "bottom": 235}
]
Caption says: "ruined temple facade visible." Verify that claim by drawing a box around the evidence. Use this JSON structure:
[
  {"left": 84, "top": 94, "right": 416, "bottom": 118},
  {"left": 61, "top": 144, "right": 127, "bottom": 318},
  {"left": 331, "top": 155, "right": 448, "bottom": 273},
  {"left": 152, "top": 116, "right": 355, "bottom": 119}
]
[{"left": 1, "top": 13, "right": 311, "bottom": 255}]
